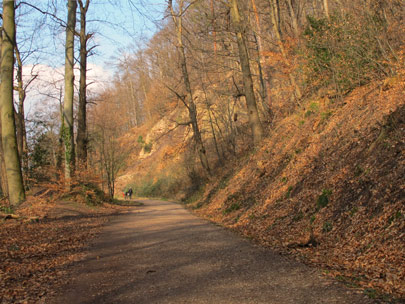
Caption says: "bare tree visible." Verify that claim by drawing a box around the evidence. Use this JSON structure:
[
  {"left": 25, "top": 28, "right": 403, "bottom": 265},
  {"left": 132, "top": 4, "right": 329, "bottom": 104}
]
[
  {"left": 168, "top": 0, "right": 210, "bottom": 173},
  {"left": 14, "top": 45, "right": 37, "bottom": 180},
  {"left": 229, "top": 0, "right": 263, "bottom": 145},
  {"left": 251, "top": 0, "right": 273, "bottom": 119},
  {"left": 90, "top": 91, "right": 130, "bottom": 199},
  {"left": 62, "top": 0, "right": 77, "bottom": 187},
  {"left": 76, "top": 0, "right": 92, "bottom": 168}
]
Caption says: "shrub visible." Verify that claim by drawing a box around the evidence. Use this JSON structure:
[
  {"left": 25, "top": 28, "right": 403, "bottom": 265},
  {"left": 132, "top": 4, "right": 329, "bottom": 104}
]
[
  {"left": 317, "top": 189, "right": 332, "bottom": 209},
  {"left": 0, "top": 204, "right": 13, "bottom": 214},
  {"left": 143, "top": 142, "right": 153, "bottom": 153},
  {"left": 322, "top": 221, "right": 333, "bottom": 233},
  {"left": 223, "top": 203, "right": 240, "bottom": 214},
  {"left": 293, "top": 211, "right": 304, "bottom": 222},
  {"left": 137, "top": 135, "right": 153, "bottom": 153},
  {"left": 285, "top": 186, "right": 293, "bottom": 199},
  {"left": 303, "top": 12, "right": 392, "bottom": 95}
]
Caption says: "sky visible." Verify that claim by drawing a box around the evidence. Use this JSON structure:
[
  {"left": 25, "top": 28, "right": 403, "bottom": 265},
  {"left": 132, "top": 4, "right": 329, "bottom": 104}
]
[
  {"left": 16, "top": 0, "right": 167, "bottom": 68},
  {"left": 12, "top": 0, "right": 168, "bottom": 117},
  {"left": 83, "top": 0, "right": 167, "bottom": 68}
]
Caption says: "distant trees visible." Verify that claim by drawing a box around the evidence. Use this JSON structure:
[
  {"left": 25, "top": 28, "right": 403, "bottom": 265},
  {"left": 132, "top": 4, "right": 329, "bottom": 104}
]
[{"left": 89, "top": 91, "right": 130, "bottom": 199}]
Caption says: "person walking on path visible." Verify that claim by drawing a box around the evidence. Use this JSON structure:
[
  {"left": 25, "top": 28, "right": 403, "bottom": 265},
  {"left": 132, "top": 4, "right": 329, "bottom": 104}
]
[{"left": 126, "top": 188, "right": 133, "bottom": 200}]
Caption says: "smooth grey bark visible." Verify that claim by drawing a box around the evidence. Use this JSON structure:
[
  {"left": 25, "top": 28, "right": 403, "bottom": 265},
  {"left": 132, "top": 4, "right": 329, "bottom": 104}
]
[
  {"left": 0, "top": 0, "right": 25, "bottom": 206},
  {"left": 0, "top": 26, "right": 7, "bottom": 198},
  {"left": 63, "top": 0, "right": 77, "bottom": 186}
]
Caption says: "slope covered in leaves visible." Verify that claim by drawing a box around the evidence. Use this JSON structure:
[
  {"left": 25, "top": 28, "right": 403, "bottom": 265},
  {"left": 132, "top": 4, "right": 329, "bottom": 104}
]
[{"left": 189, "top": 76, "right": 405, "bottom": 300}]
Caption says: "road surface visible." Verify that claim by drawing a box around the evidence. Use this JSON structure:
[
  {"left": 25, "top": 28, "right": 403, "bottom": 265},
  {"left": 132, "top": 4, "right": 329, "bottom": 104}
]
[{"left": 51, "top": 199, "right": 374, "bottom": 303}]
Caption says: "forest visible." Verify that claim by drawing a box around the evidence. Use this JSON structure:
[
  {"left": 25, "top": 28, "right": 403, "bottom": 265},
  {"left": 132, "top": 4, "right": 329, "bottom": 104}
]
[{"left": 0, "top": 0, "right": 404, "bottom": 302}]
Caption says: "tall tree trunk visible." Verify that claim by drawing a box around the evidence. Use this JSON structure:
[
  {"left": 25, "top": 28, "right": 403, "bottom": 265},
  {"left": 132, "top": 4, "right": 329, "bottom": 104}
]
[
  {"left": 0, "top": 26, "right": 7, "bottom": 198},
  {"left": 207, "top": 105, "right": 222, "bottom": 162},
  {"left": 286, "top": 0, "right": 299, "bottom": 38},
  {"left": 230, "top": 0, "right": 263, "bottom": 146},
  {"left": 169, "top": 0, "right": 210, "bottom": 173},
  {"left": 269, "top": 0, "right": 282, "bottom": 38},
  {"left": 77, "top": 0, "right": 89, "bottom": 168},
  {"left": 124, "top": 65, "right": 141, "bottom": 127},
  {"left": 0, "top": 27, "right": 5, "bottom": 197},
  {"left": 0, "top": 116, "right": 9, "bottom": 198},
  {"left": 269, "top": 0, "right": 302, "bottom": 101},
  {"left": 210, "top": 0, "right": 217, "bottom": 55},
  {"left": 0, "top": 0, "right": 25, "bottom": 206},
  {"left": 251, "top": 0, "right": 273, "bottom": 120},
  {"left": 179, "top": 45, "right": 210, "bottom": 173},
  {"left": 323, "top": 0, "right": 330, "bottom": 20},
  {"left": 14, "top": 45, "right": 30, "bottom": 182},
  {"left": 63, "top": 0, "right": 77, "bottom": 186},
  {"left": 56, "top": 90, "right": 64, "bottom": 172}
]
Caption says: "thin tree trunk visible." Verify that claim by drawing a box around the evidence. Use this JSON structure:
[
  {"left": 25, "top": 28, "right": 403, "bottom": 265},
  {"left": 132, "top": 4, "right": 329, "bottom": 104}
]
[
  {"left": 63, "top": 0, "right": 77, "bottom": 186},
  {"left": 251, "top": 0, "right": 273, "bottom": 120},
  {"left": 323, "top": 0, "right": 330, "bottom": 20},
  {"left": 169, "top": 0, "right": 210, "bottom": 173},
  {"left": 210, "top": 0, "right": 217, "bottom": 55},
  {"left": 180, "top": 44, "right": 210, "bottom": 173},
  {"left": 200, "top": 55, "right": 223, "bottom": 161},
  {"left": 269, "top": 0, "right": 302, "bottom": 101},
  {"left": 0, "top": 0, "right": 25, "bottom": 206},
  {"left": 286, "top": 0, "right": 299, "bottom": 38},
  {"left": 207, "top": 106, "right": 222, "bottom": 162},
  {"left": 226, "top": 98, "right": 237, "bottom": 155},
  {"left": 14, "top": 44, "right": 29, "bottom": 182},
  {"left": 125, "top": 65, "right": 140, "bottom": 127},
  {"left": 56, "top": 91, "right": 64, "bottom": 172},
  {"left": 268, "top": 0, "right": 282, "bottom": 38},
  {"left": 230, "top": 0, "right": 263, "bottom": 146},
  {"left": 77, "top": 0, "right": 90, "bottom": 168},
  {"left": 209, "top": 108, "right": 227, "bottom": 157}
]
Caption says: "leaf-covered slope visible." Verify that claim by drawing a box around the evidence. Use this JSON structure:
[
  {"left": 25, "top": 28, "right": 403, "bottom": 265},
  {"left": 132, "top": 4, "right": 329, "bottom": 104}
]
[{"left": 192, "top": 77, "right": 405, "bottom": 298}]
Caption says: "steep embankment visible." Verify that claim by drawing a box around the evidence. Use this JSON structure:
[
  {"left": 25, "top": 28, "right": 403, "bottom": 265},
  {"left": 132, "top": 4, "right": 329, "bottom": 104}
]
[
  {"left": 119, "top": 73, "right": 404, "bottom": 299},
  {"left": 191, "top": 77, "right": 404, "bottom": 299}
]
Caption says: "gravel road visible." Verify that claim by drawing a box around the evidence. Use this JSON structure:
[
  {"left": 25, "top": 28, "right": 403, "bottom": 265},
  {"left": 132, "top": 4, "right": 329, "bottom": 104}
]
[{"left": 51, "top": 199, "right": 375, "bottom": 304}]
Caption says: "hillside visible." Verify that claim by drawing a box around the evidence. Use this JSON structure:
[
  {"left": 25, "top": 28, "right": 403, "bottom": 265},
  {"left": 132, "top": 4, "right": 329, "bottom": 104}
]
[
  {"left": 193, "top": 75, "right": 404, "bottom": 297},
  {"left": 119, "top": 74, "right": 404, "bottom": 300}
]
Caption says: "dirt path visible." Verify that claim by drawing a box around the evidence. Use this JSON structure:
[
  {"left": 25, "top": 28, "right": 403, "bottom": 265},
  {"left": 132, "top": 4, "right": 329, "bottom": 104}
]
[{"left": 50, "top": 199, "right": 375, "bottom": 304}]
